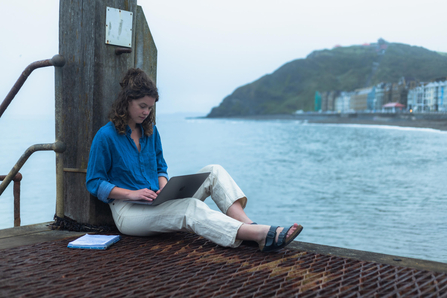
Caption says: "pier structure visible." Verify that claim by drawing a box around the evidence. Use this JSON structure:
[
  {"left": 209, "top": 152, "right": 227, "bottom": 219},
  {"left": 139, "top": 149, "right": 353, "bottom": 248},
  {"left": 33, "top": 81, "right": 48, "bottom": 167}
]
[
  {"left": 56, "top": 0, "right": 157, "bottom": 225},
  {"left": 1, "top": 1, "right": 446, "bottom": 297},
  {"left": 0, "top": 224, "right": 446, "bottom": 297}
]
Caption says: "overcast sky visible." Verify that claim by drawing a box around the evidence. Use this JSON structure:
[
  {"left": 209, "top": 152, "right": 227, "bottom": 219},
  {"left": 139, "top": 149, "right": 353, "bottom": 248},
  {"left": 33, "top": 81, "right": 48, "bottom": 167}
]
[{"left": 1, "top": 0, "right": 446, "bottom": 118}]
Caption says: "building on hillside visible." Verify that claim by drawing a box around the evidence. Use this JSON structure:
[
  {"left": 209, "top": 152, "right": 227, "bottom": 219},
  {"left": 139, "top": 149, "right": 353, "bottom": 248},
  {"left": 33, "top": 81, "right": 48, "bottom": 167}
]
[
  {"left": 407, "top": 79, "right": 447, "bottom": 112},
  {"left": 379, "top": 79, "right": 411, "bottom": 108},
  {"left": 320, "top": 91, "right": 328, "bottom": 112},
  {"left": 424, "top": 82, "right": 438, "bottom": 111},
  {"left": 350, "top": 87, "right": 374, "bottom": 111},
  {"left": 314, "top": 91, "right": 322, "bottom": 111},
  {"left": 374, "top": 83, "right": 386, "bottom": 110},
  {"left": 396, "top": 77, "right": 417, "bottom": 106},
  {"left": 405, "top": 78, "right": 418, "bottom": 90},
  {"left": 424, "top": 79, "right": 447, "bottom": 111},
  {"left": 328, "top": 91, "right": 339, "bottom": 111},
  {"left": 435, "top": 79, "right": 447, "bottom": 111},
  {"left": 407, "top": 86, "right": 419, "bottom": 112},
  {"left": 374, "top": 38, "right": 389, "bottom": 55},
  {"left": 408, "top": 83, "right": 427, "bottom": 112},
  {"left": 390, "top": 83, "right": 400, "bottom": 103},
  {"left": 334, "top": 92, "right": 353, "bottom": 113},
  {"left": 382, "top": 83, "right": 393, "bottom": 105},
  {"left": 366, "top": 87, "right": 376, "bottom": 110},
  {"left": 321, "top": 91, "right": 339, "bottom": 112}
]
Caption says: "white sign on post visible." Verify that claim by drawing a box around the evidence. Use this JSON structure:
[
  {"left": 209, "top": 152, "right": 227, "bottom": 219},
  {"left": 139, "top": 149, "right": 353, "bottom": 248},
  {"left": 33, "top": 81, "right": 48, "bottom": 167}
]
[{"left": 105, "top": 7, "right": 133, "bottom": 48}]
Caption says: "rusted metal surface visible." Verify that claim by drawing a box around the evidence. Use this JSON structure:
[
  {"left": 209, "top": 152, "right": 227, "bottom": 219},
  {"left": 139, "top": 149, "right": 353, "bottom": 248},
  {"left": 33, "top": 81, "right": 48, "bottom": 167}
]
[
  {"left": 0, "top": 55, "right": 65, "bottom": 118},
  {"left": 0, "top": 173, "right": 22, "bottom": 227},
  {"left": 0, "top": 232, "right": 445, "bottom": 297},
  {"left": 0, "top": 141, "right": 66, "bottom": 197}
]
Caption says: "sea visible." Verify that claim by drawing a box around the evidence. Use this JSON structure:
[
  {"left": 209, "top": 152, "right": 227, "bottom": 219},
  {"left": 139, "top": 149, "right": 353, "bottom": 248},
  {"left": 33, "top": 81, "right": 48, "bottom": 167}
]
[{"left": 1, "top": 113, "right": 446, "bottom": 263}]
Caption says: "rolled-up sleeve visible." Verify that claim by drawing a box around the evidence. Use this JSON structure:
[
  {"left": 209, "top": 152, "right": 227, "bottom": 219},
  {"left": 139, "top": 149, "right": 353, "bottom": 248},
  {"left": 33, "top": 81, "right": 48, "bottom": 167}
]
[{"left": 97, "top": 181, "right": 116, "bottom": 203}]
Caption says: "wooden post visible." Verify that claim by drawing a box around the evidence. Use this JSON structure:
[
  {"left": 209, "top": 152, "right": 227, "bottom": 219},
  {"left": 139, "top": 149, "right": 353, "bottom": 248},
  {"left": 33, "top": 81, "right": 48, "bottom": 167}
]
[
  {"left": 134, "top": 6, "right": 158, "bottom": 122},
  {"left": 55, "top": 0, "right": 157, "bottom": 225}
]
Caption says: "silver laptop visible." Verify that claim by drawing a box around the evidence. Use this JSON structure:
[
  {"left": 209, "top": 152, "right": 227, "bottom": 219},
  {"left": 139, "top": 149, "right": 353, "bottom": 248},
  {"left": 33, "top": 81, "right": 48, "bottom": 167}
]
[{"left": 127, "top": 172, "right": 210, "bottom": 206}]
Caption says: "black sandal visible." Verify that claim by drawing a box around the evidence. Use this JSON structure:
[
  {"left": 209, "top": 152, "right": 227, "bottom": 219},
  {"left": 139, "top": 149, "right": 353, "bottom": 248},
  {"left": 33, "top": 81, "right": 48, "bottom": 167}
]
[
  {"left": 260, "top": 225, "right": 303, "bottom": 252},
  {"left": 259, "top": 226, "right": 279, "bottom": 252},
  {"left": 276, "top": 225, "right": 303, "bottom": 247}
]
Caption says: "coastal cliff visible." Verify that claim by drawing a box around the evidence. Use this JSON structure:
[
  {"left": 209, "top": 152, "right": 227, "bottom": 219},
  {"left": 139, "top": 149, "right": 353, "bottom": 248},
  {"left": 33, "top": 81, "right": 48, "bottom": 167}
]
[{"left": 207, "top": 39, "right": 447, "bottom": 117}]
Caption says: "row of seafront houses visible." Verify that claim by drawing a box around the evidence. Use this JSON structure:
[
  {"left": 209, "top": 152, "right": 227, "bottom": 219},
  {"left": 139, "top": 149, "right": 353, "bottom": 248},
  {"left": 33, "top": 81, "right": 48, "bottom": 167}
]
[{"left": 315, "top": 77, "right": 447, "bottom": 113}]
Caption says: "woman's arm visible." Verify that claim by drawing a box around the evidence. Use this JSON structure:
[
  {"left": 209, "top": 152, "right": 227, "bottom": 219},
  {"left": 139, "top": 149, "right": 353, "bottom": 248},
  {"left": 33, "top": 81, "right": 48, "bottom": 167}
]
[
  {"left": 86, "top": 131, "right": 115, "bottom": 203},
  {"left": 156, "top": 176, "right": 168, "bottom": 194},
  {"left": 154, "top": 126, "right": 169, "bottom": 180}
]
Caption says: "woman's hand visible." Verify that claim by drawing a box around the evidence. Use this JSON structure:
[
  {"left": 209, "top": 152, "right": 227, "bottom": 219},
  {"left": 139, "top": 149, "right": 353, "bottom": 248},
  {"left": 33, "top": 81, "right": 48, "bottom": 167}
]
[
  {"left": 127, "top": 188, "right": 158, "bottom": 201},
  {"left": 109, "top": 187, "right": 157, "bottom": 202}
]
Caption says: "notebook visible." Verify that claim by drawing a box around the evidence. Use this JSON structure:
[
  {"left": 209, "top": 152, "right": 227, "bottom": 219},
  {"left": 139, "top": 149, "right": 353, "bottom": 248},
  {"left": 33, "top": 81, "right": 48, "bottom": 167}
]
[
  {"left": 127, "top": 172, "right": 210, "bottom": 206},
  {"left": 67, "top": 234, "right": 120, "bottom": 250}
]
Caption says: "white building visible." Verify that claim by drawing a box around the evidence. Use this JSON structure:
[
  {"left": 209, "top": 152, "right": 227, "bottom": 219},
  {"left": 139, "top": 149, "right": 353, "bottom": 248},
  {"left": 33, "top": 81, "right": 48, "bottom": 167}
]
[
  {"left": 408, "top": 83, "right": 426, "bottom": 112},
  {"left": 407, "top": 87, "right": 418, "bottom": 112},
  {"left": 334, "top": 92, "right": 352, "bottom": 113},
  {"left": 439, "top": 82, "right": 447, "bottom": 111},
  {"left": 426, "top": 81, "right": 447, "bottom": 111},
  {"left": 406, "top": 80, "right": 447, "bottom": 112},
  {"left": 374, "top": 83, "right": 385, "bottom": 110},
  {"left": 424, "top": 82, "right": 437, "bottom": 111}
]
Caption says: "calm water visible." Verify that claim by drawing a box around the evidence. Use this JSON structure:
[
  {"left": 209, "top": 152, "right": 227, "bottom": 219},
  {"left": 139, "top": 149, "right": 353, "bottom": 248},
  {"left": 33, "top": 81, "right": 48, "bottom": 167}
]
[{"left": 1, "top": 113, "right": 446, "bottom": 263}]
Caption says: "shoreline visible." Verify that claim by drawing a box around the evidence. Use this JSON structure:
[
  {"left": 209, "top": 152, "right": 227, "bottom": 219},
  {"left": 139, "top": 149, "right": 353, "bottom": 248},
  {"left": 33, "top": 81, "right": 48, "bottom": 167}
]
[
  {"left": 203, "top": 113, "right": 447, "bottom": 131},
  {"left": 307, "top": 117, "right": 447, "bottom": 131}
]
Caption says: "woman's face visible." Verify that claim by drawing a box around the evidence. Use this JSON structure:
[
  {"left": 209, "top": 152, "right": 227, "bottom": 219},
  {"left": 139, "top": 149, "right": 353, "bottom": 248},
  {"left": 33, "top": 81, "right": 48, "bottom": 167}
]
[{"left": 127, "top": 95, "right": 156, "bottom": 128}]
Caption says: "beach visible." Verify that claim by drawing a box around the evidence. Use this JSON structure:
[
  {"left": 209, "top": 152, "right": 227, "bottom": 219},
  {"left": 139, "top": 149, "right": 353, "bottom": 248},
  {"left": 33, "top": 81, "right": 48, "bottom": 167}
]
[
  {"left": 207, "top": 112, "right": 447, "bottom": 131},
  {"left": 307, "top": 117, "right": 447, "bottom": 131}
]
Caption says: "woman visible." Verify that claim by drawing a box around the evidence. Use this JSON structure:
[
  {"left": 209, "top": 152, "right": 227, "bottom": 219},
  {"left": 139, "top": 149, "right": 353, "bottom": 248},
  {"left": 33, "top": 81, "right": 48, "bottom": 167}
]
[{"left": 86, "top": 68, "right": 303, "bottom": 252}]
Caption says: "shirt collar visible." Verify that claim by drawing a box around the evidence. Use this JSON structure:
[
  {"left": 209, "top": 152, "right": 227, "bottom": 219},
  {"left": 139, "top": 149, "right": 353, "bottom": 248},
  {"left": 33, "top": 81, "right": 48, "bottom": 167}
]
[{"left": 125, "top": 124, "right": 145, "bottom": 136}]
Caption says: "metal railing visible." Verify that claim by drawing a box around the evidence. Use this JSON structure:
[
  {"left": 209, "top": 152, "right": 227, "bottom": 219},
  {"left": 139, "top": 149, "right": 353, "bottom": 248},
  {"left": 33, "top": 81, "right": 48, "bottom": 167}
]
[
  {"left": 0, "top": 173, "right": 22, "bottom": 227},
  {"left": 0, "top": 55, "right": 66, "bottom": 227}
]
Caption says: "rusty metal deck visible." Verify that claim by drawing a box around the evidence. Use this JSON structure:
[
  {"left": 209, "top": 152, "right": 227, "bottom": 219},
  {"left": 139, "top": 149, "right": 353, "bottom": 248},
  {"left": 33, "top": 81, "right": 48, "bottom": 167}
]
[{"left": 1, "top": 231, "right": 446, "bottom": 297}]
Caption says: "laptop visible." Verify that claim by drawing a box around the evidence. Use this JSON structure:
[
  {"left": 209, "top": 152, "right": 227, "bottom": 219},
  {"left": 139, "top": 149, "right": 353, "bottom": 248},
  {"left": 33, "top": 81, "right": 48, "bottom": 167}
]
[{"left": 127, "top": 172, "right": 210, "bottom": 206}]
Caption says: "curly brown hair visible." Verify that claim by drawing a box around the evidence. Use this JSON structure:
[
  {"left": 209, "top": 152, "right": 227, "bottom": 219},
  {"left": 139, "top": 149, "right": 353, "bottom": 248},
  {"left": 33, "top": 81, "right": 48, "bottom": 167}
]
[{"left": 109, "top": 68, "right": 159, "bottom": 136}]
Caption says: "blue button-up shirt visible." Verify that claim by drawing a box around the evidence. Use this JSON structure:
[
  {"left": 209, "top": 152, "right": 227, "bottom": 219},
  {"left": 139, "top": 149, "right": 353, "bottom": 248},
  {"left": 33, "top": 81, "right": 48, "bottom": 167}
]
[{"left": 86, "top": 121, "right": 168, "bottom": 203}]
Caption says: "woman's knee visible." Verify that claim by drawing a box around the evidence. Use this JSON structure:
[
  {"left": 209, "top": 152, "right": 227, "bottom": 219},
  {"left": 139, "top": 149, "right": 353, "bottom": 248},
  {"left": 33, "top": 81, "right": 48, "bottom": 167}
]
[{"left": 199, "top": 164, "right": 225, "bottom": 176}]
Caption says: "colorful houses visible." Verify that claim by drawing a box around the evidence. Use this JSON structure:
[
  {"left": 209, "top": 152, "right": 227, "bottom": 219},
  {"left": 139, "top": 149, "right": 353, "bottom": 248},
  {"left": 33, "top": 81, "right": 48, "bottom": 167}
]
[
  {"left": 334, "top": 92, "right": 353, "bottom": 113},
  {"left": 350, "top": 87, "right": 374, "bottom": 111},
  {"left": 407, "top": 79, "right": 447, "bottom": 112},
  {"left": 318, "top": 77, "right": 447, "bottom": 113}
]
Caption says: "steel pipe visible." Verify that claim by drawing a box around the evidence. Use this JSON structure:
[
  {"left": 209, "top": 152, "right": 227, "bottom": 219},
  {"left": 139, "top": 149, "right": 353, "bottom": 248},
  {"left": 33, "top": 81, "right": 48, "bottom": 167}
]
[
  {"left": 56, "top": 153, "right": 64, "bottom": 219},
  {"left": 0, "top": 141, "right": 66, "bottom": 196},
  {"left": 0, "top": 55, "right": 66, "bottom": 118},
  {"left": 0, "top": 173, "right": 22, "bottom": 226},
  {"left": 115, "top": 47, "right": 132, "bottom": 55}
]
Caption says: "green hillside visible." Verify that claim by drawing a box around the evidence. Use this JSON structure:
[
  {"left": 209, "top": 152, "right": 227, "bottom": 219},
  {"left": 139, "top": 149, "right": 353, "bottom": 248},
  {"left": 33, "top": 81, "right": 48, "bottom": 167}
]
[{"left": 207, "top": 40, "right": 447, "bottom": 117}]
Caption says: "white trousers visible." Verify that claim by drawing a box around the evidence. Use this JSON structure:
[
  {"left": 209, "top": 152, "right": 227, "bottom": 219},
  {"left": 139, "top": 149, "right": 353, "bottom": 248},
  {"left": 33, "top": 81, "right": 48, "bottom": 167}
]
[{"left": 109, "top": 164, "right": 247, "bottom": 248}]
